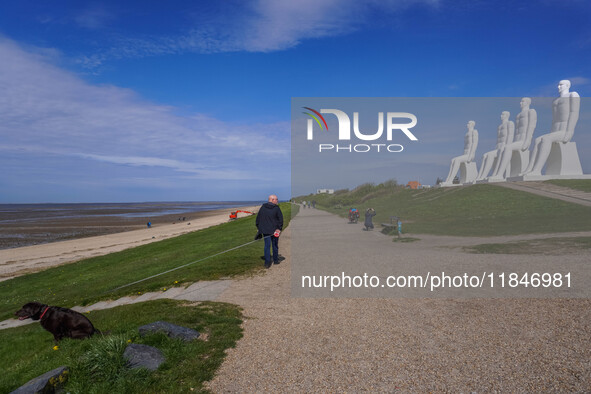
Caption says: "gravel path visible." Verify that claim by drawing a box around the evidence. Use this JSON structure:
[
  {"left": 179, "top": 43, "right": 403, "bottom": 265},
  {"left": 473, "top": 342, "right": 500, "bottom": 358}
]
[{"left": 207, "top": 208, "right": 591, "bottom": 392}]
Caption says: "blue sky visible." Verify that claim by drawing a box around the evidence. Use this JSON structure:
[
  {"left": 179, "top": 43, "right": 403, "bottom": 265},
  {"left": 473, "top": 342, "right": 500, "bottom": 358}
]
[{"left": 1, "top": 0, "right": 590, "bottom": 202}]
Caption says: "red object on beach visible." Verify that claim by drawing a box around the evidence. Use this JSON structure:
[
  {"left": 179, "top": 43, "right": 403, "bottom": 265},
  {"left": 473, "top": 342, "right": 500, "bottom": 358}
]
[{"left": 229, "top": 210, "right": 254, "bottom": 220}]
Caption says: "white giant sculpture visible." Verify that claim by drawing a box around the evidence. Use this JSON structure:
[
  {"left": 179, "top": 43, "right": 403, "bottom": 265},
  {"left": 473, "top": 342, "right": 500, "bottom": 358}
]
[
  {"left": 442, "top": 121, "right": 479, "bottom": 186},
  {"left": 476, "top": 111, "right": 514, "bottom": 181},
  {"left": 489, "top": 98, "right": 537, "bottom": 181},
  {"left": 521, "top": 80, "right": 582, "bottom": 176}
]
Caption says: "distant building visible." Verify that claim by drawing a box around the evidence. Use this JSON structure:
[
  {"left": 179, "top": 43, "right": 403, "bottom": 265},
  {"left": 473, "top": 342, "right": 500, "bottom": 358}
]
[
  {"left": 406, "top": 181, "right": 421, "bottom": 189},
  {"left": 317, "top": 188, "right": 335, "bottom": 194}
]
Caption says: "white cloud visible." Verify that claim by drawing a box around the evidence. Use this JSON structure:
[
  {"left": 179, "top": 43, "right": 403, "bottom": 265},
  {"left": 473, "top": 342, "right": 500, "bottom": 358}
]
[
  {"left": 77, "top": 0, "right": 439, "bottom": 67},
  {"left": 567, "top": 76, "right": 591, "bottom": 86},
  {"left": 73, "top": 6, "right": 116, "bottom": 29},
  {"left": 237, "top": 0, "right": 358, "bottom": 52},
  {"left": 533, "top": 76, "right": 591, "bottom": 96},
  {"left": 75, "top": 153, "right": 257, "bottom": 180},
  {"left": 0, "top": 38, "right": 290, "bottom": 188},
  {"left": 226, "top": 0, "right": 439, "bottom": 53}
]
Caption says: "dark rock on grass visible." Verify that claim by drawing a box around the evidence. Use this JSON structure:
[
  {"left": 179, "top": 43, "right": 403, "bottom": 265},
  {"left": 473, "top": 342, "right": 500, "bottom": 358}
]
[
  {"left": 138, "top": 320, "right": 200, "bottom": 342},
  {"left": 10, "top": 366, "right": 69, "bottom": 394},
  {"left": 123, "top": 344, "right": 165, "bottom": 371}
]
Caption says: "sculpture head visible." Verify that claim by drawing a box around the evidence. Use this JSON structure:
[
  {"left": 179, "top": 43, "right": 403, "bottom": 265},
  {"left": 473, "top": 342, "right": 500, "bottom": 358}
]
[
  {"left": 467, "top": 120, "right": 475, "bottom": 130},
  {"left": 520, "top": 97, "right": 531, "bottom": 109},
  {"left": 558, "top": 80, "right": 571, "bottom": 95},
  {"left": 501, "top": 111, "right": 510, "bottom": 121}
]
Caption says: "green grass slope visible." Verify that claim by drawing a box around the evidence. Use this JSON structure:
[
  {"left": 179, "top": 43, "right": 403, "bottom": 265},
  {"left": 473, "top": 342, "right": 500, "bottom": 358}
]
[
  {"left": 0, "top": 203, "right": 294, "bottom": 321},
  {"left": 0, "top": 300, "right": 242, "bottom": 393},
  {"left": 464, "top": 236, "right": 591, "bottom": 255},
  {"left": 298, "top": 183, "right": 591, "bottom": 237}
]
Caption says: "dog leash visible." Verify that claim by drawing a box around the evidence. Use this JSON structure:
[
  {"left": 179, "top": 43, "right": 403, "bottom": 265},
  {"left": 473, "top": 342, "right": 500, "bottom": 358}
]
[{"left": 105, "top": 235, "right": 274, "bottom": 294}]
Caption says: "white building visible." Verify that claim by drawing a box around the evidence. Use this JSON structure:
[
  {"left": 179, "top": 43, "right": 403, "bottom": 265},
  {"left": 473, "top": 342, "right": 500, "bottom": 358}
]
[{"left": 316, "top": 188, "right": 335, "bottom": 194}]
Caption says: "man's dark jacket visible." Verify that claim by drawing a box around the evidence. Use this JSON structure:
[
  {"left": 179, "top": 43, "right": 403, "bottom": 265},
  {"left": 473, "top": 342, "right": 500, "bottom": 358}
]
[
  {"left": 256, "top": 202, "right": 284, "bottom": 235},
  {"left": 364, "top": 210, "right": 376, "bottom": 227}
]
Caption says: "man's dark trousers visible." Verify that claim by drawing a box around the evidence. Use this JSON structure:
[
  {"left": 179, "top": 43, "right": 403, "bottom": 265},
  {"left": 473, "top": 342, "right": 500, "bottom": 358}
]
[{"left": 264, "top": 235, "right": 279, "bottom": 267}]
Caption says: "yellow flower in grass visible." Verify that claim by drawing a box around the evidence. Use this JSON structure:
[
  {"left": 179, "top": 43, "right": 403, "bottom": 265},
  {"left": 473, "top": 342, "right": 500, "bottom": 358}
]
[
  {"left": 53, "top": 345, "right": 59, "bottom": 351},
  {"left": 174, "top": 281, "right": 179, "bottom": 284},
  {"left": 127, "top": 339, "right": 132, "bottom": 343}
]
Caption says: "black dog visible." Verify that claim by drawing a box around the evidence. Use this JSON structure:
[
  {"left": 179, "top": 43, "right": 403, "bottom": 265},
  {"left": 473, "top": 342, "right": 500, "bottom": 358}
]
[{"left": 15, "top": 302, "right": 99, "bottom": 342}]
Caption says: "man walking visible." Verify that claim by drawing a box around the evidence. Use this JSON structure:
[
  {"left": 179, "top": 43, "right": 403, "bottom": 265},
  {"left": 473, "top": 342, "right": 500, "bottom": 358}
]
[{"left": 256, "top": 195, "right": 284, "bottom": 268}]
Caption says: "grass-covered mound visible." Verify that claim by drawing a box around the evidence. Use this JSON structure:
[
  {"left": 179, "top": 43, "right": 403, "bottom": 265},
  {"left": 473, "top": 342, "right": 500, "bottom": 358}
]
[
  {"left": 464, "top": 236, "right": 591, "bottom": 255},
  {"left": 0, "top": 203, "right": 294, "bottom": 321},
  {"left": 545, "top": 179, "right": 591, "bottom": 193},
  {"left": 297, "top": 182, "right": 591, "bottom": 237},
  {"left": 0, "top": 300, "right": 242, "bottom": 393}
]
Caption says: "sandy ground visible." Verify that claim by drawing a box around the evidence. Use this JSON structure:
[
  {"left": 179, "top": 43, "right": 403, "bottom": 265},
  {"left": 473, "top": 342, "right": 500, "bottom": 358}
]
[
  {"left": 206, "top": 207, "right": 591, "bottom": 392},
  {"left": 0, "top": 205, "right": 258, "bottom": 281}
]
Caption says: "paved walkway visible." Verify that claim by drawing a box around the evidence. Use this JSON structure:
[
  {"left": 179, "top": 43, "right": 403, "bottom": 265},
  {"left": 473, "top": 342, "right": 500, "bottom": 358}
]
[{"left": 0, "top": 280, "right": 232, "bottom": 330}]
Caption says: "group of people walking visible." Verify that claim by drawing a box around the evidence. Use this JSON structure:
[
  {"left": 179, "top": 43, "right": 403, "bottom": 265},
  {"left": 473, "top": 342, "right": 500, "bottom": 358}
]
[{"left": 300, "top": 200, "right": 316, "bottom": 209}]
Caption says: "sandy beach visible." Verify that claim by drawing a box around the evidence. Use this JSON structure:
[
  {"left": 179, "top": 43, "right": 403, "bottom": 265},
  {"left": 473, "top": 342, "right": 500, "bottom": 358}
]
[{"left": 0, "top": 205, "right": 258, "bottom": 281}]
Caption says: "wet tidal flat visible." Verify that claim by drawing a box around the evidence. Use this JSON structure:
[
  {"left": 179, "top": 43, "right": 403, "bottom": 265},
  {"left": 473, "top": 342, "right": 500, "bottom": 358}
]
[{"left": 0, "top": 202, "right": 256, "bottom": 249}]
